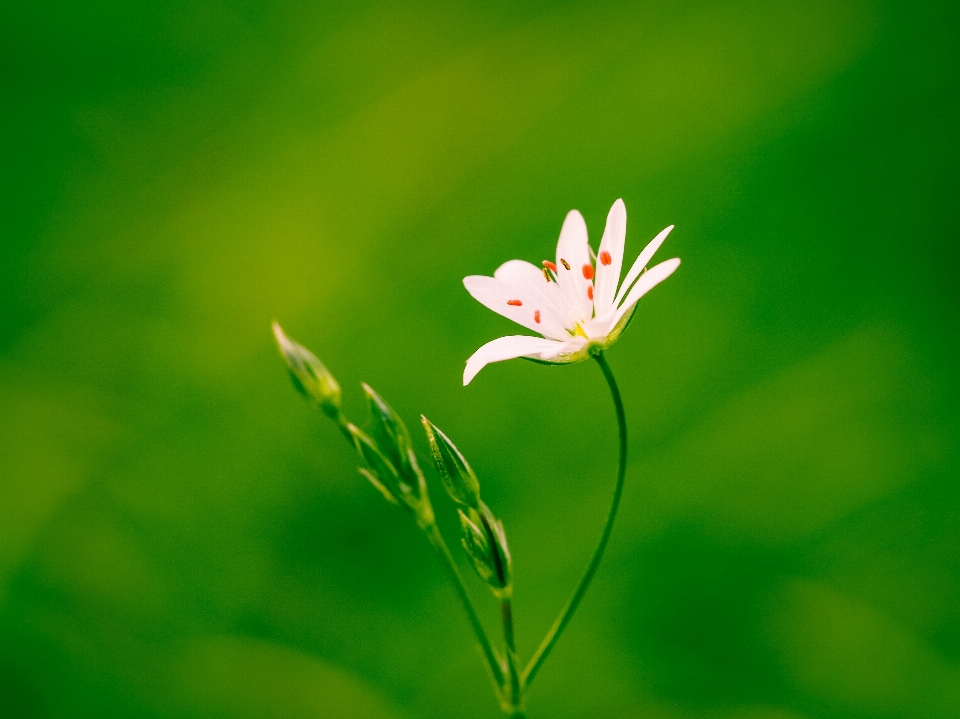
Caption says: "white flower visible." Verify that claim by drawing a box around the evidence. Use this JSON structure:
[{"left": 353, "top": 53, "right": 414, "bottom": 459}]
[{"left": 462, "top": 199, "right": 680, "bottom": 385}]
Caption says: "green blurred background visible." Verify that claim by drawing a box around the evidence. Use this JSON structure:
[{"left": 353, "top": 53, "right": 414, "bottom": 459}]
[{"left": 2, "top": 1, "right": 958, "bottom": 717}]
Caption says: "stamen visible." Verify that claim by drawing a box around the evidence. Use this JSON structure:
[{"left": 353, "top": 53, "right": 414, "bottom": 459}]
[
  {"left": 507, "top": 299, "right": 522, "bottom": 306},
  {"left": 599, "top": 250, "right": 612, "bottom": 266},
  {"left": 534, "top": 310, "right": 541, "bottom": 324},
  {"left": 560, "top": 258, "right": 570, "bottom": 270},
  {"left": 587, "top": 286, "right": 594, "bottom": 301},
  {"left": 542, "top": 268, "right": 552, "bottom": 282},
  {"left": 582, "top": 264, "right": 594, "bottom": 280},
  {"left": 542, "top": 260, "right": 557, "bottom": 272}
]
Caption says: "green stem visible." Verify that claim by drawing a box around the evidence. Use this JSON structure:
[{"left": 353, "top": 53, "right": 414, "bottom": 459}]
[
  {"left": 500, "top": 596, "right": 522, "bottom": 710},
  {"left": 521, "top": 351, "right": 628, "bottom": 688},
  {"left": 422, "top": 521, "right": 505, "bottom": 688}
]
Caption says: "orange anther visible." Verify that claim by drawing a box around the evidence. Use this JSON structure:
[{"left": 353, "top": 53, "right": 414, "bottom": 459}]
[
  {"left": 582, "top": 264, "right": 594, "bottom": 280},
  {"left": 534, "top": 310, "right": 541, "bottom": 324},
  {"left": 599, "top": 251, "right": 612, "bottom": 266},
  {"left": 542, "top": 260, "right": 557, "bottom": 272},
  {"left": 507, "top": 299, "right": 522, "bottom": 306}
]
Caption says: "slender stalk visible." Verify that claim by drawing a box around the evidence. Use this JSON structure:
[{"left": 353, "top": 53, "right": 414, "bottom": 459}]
[
  {"left": 422, "top": 521, "right": 505, "bottom": 688},
  {"left": 500, "top": 596, "right": 522, "bottom": 712},
  {"left": 522, "top": 351, "right": 628, "bottom": 687}
]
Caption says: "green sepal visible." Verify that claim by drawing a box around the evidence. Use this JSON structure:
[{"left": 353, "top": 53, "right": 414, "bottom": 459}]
[
  {"left": 272, "top": 322, "right": 341, "bottom": 418},
  {"left": 358, "top": 468, "right": 399, "bottom": 506},
  {"left": 459, "top": 509, "right": 496, "bottom": 585},
  {"left": 362, "top": 383, "right": 423, "bottom": 490},
  {"left": 458, "top": 504, "right": 512, "bottom": 593},
  {"left": 604, "top": 303, "right": 638, "bottom": 346},
  {"left": 421, "top": 417, "right": 481, "bottom": 510},
  {"left": 347, "top": 424, "right": 405, "bottom": 503}
]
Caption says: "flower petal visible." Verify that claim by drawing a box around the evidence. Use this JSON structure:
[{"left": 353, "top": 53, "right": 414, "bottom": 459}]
[
  {"left": 554, "top": 210, "right": 594, "bottom": 324},
  {"left": 538, "top": 335, "right": 588, "bottom": 360},
  {"left": 463, "top": 335, "right": 564, "bottom": 385},
  {"left": 463, "top": 275, "right": 569, "bottom": 340},
  {"left": 493, "top": 259, "right": 570, "bottom": 329},
  {"left": 613, "top": 258, "right": 681, "bottom": 325},
  {"left": 614, "top": 225, "right": 674, "bottom": 309},
  {"left": 594, "top": 199, "right": 626, "bottom": 317}
]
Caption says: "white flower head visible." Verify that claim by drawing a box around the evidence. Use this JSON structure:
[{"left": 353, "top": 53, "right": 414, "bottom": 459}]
[{"left": 462, "top": 199, "right": 680, "bottom": 385}]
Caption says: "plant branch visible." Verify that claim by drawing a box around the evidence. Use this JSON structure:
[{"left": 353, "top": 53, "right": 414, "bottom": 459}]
[{"left": 422, "top": 521, "right": 505, "bottom": 689}]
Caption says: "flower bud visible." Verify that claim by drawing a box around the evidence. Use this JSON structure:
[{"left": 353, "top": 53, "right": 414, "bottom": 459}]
[
  {"left": 421, "top": 417, "right": 481, "bottom": 510},
  {"left": 346, "top": 423, "right": 404, "bottom": 503},
  {"left": 272, "top": 322, "right": 341, "bottom": 418},
  {"left": 459, "top": 504, "right": 512, "bottom": 594},
  {"left": 362, "top": 383, "right": 423, "bottom": 490}
]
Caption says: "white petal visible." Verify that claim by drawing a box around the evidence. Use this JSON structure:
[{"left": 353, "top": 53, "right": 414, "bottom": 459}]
[
  {"left": 614, "top": 225, "right": 674, "bottom": 309},
  {"left": 554, "top": 210, "right": 594, "bottom": 324},
  {"left": 613, "top": 258, "right": 681, "bottom": 325},
  {"left": 538, "top": 335, "right": 588, "bottom": 360},
  {"left": 493, "top": 259, "right": 543, "bottom": 284},
  {"left": 593, "top": 199, "right": 626, "bottom": 317},
  {"left": 463, "top": 335, "right": 564, "bottom": 385},
  {"left": 463, "top": 275, "right": 569, "bottom": 341},
  {"left": 493, "top": 259, "right": 570, "bottom": 329}
]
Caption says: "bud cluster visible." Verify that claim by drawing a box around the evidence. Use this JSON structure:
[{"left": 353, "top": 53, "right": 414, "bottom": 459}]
[
  {"left": 423, "top": 417, "right": 512, "bottom": 597},
  {"left": 272, "top": 323, "right": 431, "bottom": 524}
]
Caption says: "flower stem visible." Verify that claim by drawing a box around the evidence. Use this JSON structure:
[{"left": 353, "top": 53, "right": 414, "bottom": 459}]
[
  {"left": 500, "top": 596, "right": 523, "bottom": 711},
  {"left": 521, "top": 350, "right": 628, "bottom": 688},
  {"left": 422, "top": 520, "right": 505, "bottom": 689}
]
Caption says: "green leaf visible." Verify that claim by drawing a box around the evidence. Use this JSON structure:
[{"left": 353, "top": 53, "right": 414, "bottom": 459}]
[
  {"left": 272, "top": 323, "right": 341, "bottom": 418},
  {"left": 421, "top": 417, "right": 481, "bottom": 510}
]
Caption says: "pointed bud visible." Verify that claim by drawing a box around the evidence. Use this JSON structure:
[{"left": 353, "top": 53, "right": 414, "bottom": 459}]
[
  {"left": 346, "top": 424, "right": 405, "bottom": 504},
  {"left": 362, "top": 383, "right": 422, "bottom": 488},
  {"left": 272, "top": 322, "right": 341, "bottom": 418},
  {"left": 421, "top": 417, "right": 481, "bottom": 510},
  {"left": 459, "top": 504, "right": 512, "bottom": 594}
]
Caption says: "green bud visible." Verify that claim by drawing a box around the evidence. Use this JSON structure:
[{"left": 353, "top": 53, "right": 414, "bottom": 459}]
[
  {"left": 358, "top": 468, "right": 399, "bottom": 506},
  {"left": 272, "top": 322, "right": 341, "bottom": 418},
  {"left": 347, "top": 423, "right": 403, "bottom": 499},
  {"left": 459, "top": 504, "right": 512, "bottom": 594},
  {"left": 421, "top": 417, "right": 481, "bottom": 510},
  {"left": 362, "top": 383, "right": 423, "bottom": 489}
]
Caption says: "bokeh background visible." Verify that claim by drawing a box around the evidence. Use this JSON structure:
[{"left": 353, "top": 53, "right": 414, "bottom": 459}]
[{"left": 2, "top": 1, "right": 958, "bottom": 717}]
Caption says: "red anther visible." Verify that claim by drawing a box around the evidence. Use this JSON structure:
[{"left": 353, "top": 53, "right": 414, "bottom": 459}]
[
  {"left": 534, "top": 310, "right": 541, "bottom": 324},
  {"left": 587, "top": 286, "right": 594, "bottom": 301},
  {"left": 542, "top": 260, "right": 557, "bottom": 272},
  {"left": 507, "top": 299, "right": 522, "bottom": 306},
  {"left": 582, "top": 264, "right": 594, "bottom": 280},
  {"left": 599, "top": 250, "right": 612, "bottom": 266}
]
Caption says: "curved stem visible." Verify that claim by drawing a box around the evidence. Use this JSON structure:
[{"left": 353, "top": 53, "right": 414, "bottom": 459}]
[
  {"left": 522, "top": 351, "right": 628, "bottom": 687},
  {"left": 422, "top": 521, "right": 505, "bottom": 688}
]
